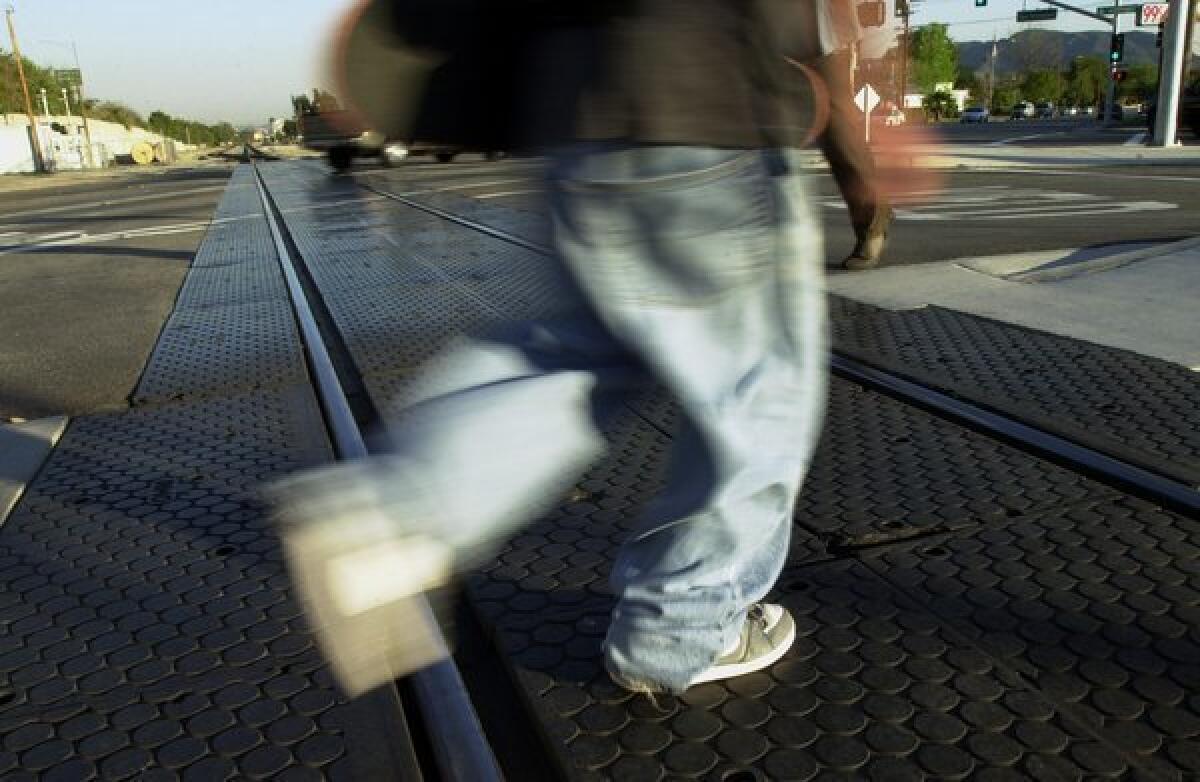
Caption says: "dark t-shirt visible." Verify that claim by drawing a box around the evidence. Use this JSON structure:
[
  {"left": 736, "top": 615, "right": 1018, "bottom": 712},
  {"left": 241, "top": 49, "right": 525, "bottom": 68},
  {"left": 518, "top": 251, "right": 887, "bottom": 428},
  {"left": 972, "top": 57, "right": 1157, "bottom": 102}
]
[{"left": 346, "top": 0, "right": 819, "bottom": 150}]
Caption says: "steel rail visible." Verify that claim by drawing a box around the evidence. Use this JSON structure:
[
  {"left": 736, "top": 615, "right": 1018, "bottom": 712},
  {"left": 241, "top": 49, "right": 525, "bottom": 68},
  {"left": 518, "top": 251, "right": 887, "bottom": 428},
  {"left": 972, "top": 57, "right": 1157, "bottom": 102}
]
[
  {"left": 367, "top": 181, "right": 1200, "bottom": 520},
  {"left": 252, "top": 162, "right": 504, "bottom": 782}
]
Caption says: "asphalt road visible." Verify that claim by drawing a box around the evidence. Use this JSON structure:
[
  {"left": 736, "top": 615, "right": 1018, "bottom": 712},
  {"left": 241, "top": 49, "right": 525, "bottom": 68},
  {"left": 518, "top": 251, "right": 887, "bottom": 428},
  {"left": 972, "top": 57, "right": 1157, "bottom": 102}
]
[
  {"left": 362, "top": 158, "right": 1200, "bottom": 269},
  {"left": 0, "top": 165, "right": 233, "bottom": 421},
  {"left": 931, "top": 117, "right": 1155, "bottom": 147}
]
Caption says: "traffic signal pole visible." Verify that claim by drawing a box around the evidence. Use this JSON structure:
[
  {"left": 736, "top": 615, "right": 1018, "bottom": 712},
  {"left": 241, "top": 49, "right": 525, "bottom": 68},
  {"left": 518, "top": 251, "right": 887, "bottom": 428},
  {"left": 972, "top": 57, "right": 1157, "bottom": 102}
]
[
  {"left": 1106, "top": 0, "right": 1121, "bottom": 127},
  {"left": 1151, "top": 0, "right": 1192, "bottom": 145},
  {"left": 1021, "top": 0, "right": 1121, "bottom": 124}
]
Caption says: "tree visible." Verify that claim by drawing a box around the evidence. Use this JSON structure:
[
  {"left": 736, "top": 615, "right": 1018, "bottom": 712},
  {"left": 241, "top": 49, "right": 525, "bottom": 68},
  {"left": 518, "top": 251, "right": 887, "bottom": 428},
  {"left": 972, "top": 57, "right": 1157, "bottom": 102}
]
[
  {"left": 954, "top": 64, "right": 983, "bottom": 103},
  {"left": 292, "top": 94, "right": 315, "bottom": 117},
  {"left": 1121, "top": 63, "right": 1157, "bottom": 102},
  {"left": 87, "top": 101, "right": 146, "bottom": 129},
  {"left": 1064, "top": 56, "right": 1107, "bottom": 108},
  {"left": 909, "top": 23, "right": 958, "bottom": 93},
  {"left": 282, "top": 119, "right": 298, "bottom": 139},
  {"left": 147, "top": 110, "right": 172, "bottom": 136},
  {"left": 1023, "top": 69, "right": 1064, "bottom": 104},
  {"left": 922, "top": 90, "right": 958, "bottom": 121},
  {"left": 991, "top": 82, "right": 1021, "bottom": 114}
]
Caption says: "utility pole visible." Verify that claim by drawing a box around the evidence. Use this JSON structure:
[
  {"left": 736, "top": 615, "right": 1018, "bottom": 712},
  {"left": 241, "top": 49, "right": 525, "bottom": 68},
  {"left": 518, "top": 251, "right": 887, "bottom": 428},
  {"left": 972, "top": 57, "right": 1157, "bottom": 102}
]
[
  {"left": 71, "top": 42, "right": 96, "bottom": 168},
  {"left": 5, "top": 6, "right": 45, "bottom": 172},
  {"left": 60, "top": 87, "right": 71, "bottom": 117},
  {"left": 38, "top": 87, "right": 50, "bottom": 118},
  {"left": 988, "top": 32, "right": 998, "bottom": 110}
]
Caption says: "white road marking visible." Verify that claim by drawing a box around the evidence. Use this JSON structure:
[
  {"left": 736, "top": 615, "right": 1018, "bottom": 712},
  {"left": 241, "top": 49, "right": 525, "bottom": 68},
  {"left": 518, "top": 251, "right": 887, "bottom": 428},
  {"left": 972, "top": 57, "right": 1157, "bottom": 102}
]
[
  {"left": 392, "top": 178, "right": 530, "bottom": 197},
  {"left": 826, "top": 185, "right": 1178, "bottom": 221},
  {"left": 33, "top": 230, "right": 87, "bottom": 242},
  {"left": 899, "top": 201, "right": 1176, "bottom": 220},
  {"left": 986, "top": 132, "right": 1066, "bottom": 147},
  {"left": 474, "top": 190, "right": 542, "bottom": 199},
  {"left": 0, "top": 184, "right": 227, "bottom": 222},
  {"left": 0, "top": 218, "right": 230, "bottom": 257},
  {"left": 930, "top": 168, "right": 1200, "bottom": 184}
]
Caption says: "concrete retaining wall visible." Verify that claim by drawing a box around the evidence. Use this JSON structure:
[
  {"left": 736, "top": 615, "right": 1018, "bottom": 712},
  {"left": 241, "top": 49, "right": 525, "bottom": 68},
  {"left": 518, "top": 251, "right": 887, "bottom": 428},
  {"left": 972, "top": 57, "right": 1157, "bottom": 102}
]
[{"left": 0, "top": 114, "right": 197, "bottom": 173}]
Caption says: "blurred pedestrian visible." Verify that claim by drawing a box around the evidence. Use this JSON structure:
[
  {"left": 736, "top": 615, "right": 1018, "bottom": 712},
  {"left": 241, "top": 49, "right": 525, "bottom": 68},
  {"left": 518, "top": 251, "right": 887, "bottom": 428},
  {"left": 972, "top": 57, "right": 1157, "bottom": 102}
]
[
  {"left": 805, "top": 0, "right": 894, "bottom": 270},
  {"left": 270, "top": 0, "right": 830, "bottom": 698}
]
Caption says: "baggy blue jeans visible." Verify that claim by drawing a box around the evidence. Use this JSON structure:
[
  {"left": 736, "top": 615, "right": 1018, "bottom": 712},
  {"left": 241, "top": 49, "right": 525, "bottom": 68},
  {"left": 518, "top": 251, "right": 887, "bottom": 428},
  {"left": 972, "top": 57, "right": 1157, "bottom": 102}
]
[{"left": 338, "top": 145, "right": 827, "bottom": 693}]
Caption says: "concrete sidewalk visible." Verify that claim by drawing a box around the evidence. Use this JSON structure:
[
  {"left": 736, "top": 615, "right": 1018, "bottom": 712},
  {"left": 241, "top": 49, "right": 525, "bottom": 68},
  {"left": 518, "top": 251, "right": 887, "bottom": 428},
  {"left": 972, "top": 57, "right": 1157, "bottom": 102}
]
[
  {"left": 829, "top": 235, "right": 1200, "bottom": 370},
  {"left": 793, "top": 142, "right": 1200, "bottom": 170}
]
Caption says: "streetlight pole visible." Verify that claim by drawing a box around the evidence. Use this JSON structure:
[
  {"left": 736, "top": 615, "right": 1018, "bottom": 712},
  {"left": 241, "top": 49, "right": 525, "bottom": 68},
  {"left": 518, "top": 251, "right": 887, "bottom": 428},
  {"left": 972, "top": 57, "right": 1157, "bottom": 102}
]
[
  {"left": 61, "top": 87, "right": 71, "bottom": 117},
  {"left": 39, "top": 38, "right": 97, "bottom": 168},
  {"left": 4, "top": 6, "right": 45, "bottom": 172}
]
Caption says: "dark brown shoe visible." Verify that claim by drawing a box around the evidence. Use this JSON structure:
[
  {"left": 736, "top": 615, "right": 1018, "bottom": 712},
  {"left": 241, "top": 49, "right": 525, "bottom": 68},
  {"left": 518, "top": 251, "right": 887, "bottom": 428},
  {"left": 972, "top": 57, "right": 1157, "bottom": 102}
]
[
  {"left": 843, "top": 206, "right": 893, "bottom": 270},
  {"left": 843, "top": 232, "right": 888, "bottom": 270}
]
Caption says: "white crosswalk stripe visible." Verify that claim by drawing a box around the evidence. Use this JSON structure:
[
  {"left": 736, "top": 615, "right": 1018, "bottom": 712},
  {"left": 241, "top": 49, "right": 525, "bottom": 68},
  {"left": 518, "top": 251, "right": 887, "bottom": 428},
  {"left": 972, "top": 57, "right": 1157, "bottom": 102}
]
[{"left": 824, "top": 186, "right": 1176, "bottom": 221}]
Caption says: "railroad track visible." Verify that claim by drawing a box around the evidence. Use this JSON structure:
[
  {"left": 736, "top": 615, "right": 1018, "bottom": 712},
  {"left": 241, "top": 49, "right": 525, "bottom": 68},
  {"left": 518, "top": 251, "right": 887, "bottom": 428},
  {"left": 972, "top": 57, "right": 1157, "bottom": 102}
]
[{"left": 250, "top": 157, "right": 1200, "bottom": 781}]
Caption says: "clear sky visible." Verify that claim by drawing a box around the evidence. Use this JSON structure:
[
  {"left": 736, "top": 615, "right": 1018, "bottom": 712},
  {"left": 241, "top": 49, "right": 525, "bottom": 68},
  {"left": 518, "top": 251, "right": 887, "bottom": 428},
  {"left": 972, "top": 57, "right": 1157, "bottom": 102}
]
[{"left": 7, "top": 0, "right": 1141, "bottom": 127}]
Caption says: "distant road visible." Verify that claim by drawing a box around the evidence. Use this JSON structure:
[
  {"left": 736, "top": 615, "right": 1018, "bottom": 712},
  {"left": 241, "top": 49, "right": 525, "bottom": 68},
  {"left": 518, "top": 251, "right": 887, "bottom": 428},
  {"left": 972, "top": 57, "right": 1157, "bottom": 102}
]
[{"left": 0, "top": 165, "right": 233, "bottom": 421}]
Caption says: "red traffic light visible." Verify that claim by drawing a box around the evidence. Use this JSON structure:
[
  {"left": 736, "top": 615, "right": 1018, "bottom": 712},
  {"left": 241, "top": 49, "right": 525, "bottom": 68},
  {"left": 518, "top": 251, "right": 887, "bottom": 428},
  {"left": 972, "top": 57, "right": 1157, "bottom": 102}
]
[{"left": 1111, "top": 69, "right": 1128, "bottom": 82}]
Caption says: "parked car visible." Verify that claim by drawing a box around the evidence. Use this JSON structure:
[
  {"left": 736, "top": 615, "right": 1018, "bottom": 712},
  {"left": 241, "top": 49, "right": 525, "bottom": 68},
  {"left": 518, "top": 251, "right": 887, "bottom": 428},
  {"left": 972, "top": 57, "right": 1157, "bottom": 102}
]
[
  {"left": 1034, "top": 102, "right": 1056, "bottom": 119},
  {"left": 960, "top": 106, "right": 990, "bottom": 124},
  {"left": 1096, "top": 102, "right": 1125, "bottom": 122},
  {"left": 1010, "top": 102, "right": 1035, "bottom": 120},
  {"left": 1062, "top": 106, "right": 1079, "bottom": 117}
]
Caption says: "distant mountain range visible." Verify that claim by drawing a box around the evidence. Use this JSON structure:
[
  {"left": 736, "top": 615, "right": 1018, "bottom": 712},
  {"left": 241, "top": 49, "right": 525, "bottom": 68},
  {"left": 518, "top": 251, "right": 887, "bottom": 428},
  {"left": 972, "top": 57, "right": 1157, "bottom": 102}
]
[{"left": 955, "top": 30, "right": 1182, "bottom": 74}]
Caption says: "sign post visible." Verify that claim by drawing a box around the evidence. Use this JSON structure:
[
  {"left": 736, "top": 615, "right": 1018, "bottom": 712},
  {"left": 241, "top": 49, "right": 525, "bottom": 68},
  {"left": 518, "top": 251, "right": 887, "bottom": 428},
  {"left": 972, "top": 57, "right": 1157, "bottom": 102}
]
[{"left": 856, "top": 83, "right": 881, "bottom": 143}]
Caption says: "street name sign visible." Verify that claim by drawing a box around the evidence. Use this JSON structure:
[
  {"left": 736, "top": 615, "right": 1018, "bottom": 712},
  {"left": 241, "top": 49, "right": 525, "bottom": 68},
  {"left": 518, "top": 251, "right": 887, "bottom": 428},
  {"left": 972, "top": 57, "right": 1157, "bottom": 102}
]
[
  {"left": 1096, "top": 5, "right": 1139, "bottom": 14},
  {"left": 1016, "top": 9, "right": 1057, "bottom": 21},
  {"left": 53, "top": 69, "right": 83, "bottom": 87}
]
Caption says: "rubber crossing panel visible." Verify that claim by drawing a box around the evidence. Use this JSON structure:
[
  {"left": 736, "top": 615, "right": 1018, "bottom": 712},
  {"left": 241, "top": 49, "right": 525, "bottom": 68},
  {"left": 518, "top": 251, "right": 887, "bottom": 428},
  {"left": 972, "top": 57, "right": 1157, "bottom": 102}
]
[
  {"left": 830, "top": 298, "right": 1200, "bottom": 488},
  {"left": 262, "top": 161, "right": 1200, "bottom": 780},
  {"left": 0, "top": 389, "right": 370, "bottom": 781}
]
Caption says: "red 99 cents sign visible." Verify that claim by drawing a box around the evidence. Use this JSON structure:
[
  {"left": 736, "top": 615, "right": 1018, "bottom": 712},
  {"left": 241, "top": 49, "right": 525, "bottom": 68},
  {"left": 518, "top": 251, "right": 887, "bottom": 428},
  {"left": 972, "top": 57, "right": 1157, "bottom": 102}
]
[{"left": 1139, "top": 3, "right": 1169, "bottom": 26}]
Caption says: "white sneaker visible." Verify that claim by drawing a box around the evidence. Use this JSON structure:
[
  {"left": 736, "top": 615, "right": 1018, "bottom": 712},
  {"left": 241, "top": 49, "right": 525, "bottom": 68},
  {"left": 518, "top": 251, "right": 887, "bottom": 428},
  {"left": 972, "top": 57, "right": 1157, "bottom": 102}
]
[
  {"left": 608, "top": 603, "right": 796, "bottom": 694},
  {"left": 687, "top": 603, "right": 796, "bottom": 686}
]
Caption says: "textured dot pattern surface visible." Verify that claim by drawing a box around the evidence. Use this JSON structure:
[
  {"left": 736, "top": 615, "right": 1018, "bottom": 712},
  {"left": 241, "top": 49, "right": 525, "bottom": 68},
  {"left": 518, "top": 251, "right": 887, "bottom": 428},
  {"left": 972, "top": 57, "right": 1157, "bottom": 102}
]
[
  {"left": 0, "top": 389, "right": 361, "bottom": 781},
  {"left": 134, "top": 167, "right": 304, "bottom": 404},
  {"left": 259, "top": 162, "right": 1200, "bottom": 781},
  {"left": 831, "top": 297, "right": 1200, "bottom": 487}
]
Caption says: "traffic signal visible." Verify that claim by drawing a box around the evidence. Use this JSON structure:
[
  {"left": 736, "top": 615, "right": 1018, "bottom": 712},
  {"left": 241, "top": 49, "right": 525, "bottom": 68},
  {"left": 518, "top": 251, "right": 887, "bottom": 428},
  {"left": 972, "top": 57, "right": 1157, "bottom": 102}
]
[
  {"left": 1112, "top": 69, "right": 1128, "bottom": 82},
  {"left": 1109, "top": 33, "right": 1125, "bottom": 63},
  {"left": 1156, "top": 31, "right": 1163, "bottom": 48},
  {"left": 895, "top": 0, "right": 909, "bottom": 18},
  {"left": 975, "top": 0, "right": 986, "bottom": 6}
]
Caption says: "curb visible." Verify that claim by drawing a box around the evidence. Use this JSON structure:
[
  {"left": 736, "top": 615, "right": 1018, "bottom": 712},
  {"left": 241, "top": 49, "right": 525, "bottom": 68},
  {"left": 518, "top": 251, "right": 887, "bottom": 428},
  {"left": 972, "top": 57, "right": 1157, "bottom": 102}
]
[{"left": 1008, "top": 235, "right": 1200, "bottom": 283}]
